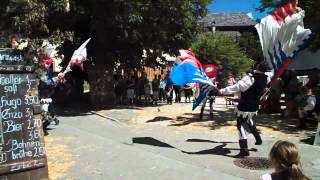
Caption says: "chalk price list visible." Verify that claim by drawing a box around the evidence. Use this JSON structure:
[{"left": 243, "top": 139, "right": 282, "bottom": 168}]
[{"left": 0, "top": 74, "right": 46, "bottom": 172}]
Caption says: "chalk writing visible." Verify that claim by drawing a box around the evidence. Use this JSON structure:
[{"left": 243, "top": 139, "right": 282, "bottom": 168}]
[
  {"left": 0, "top": 73, "right": 46, "bottom": 174},
  {"left": 9, "top": 159, "right": 45, "bottom": 172},
  {"left": 0, "top": 75, "right": 22, "bottom": 86},
  {"left": 24, "top": 95, "right": 39, "bottom": 105},
  {"left": 8, "top": 139, "right": 41, "bottom": 152},
  {"left": 0, "top": 96, "right": 21, "bottom": 109},
  {"left": 2, "top": 120, "right": 23, "bottom": 134},
  {"left": 0, "top": 54, "right": 23, "bottom": 62},
  {"left": 0, "top": 116, "right": 3, "bottom": 145},
  {"left": 0, "top": 147, "right": 7, "bottom": 164},
  {"left": 1, "top": 108, "right": 23, "bottom": 120},
  {"left": 27, "top": 119, "right": 41, "bottom": 130},
  {"left": 27, "top": 129, "right": 42, "bottom": 141},
  {"left": 26, "top": 75, "right": 36, "bottom": 93}
]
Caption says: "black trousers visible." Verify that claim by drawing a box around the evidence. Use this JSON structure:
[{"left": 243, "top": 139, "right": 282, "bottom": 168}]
[
  {"left": 236, "top": 115, "right": 261, "bottom": 141},
  {"left": 200, "top": 97, "right": 214, "bottom": 119}
]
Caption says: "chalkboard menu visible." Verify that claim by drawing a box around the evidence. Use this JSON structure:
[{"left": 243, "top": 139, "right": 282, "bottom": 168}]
[{"left": 0, "top": 49, "right": 46, "bottom": 175}]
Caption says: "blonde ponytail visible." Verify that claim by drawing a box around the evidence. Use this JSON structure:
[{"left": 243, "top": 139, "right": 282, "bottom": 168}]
[
  {"left": 288, "top": 163, "right": 310, "bottom": 180},
  {"left": 269, "top": 140, "right": 311, "bottom": 180}
]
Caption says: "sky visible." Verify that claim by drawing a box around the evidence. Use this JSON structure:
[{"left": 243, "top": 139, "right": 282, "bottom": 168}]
[{"left": 208, "top": 0, "right": 269, "bottom": 19}]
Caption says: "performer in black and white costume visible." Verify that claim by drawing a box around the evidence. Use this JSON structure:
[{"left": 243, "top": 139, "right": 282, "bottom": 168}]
[{"left": 218, "top": 62, "right": 273, "bottom": 156}]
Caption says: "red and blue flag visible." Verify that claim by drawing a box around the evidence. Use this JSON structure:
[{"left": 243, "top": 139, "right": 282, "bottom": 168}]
[
  {"left": 169, "top": 49, "right": 213, "bottom": 87},
  {"left": 255, "top": 0, "right": 312, "bottom": 83}
]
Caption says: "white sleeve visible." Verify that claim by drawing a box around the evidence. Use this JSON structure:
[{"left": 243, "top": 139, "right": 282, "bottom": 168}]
[
  {"left": 260, "top": 174, "right": 272, "bottom": 180},
  {"left": 220, "top": 75, "right": 254, "bottom": 95},
  {"left": 304, "top": 96, "right": 316, "bottom": 111},
  {"left": 265, "top": 71, "right": 274, "bottom": 84}
]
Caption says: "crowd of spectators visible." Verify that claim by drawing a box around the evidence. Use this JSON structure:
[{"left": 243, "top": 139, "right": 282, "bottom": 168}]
[
  {"left": 113, "top": 72, "right": 195, "bottom": 106},
  {"left": 263, "top": 69, "right": 320, "bottom": 128}
]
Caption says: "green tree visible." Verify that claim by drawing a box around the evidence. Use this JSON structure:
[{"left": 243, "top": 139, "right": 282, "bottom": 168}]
[
  {"left": 259, "top": 0, "right": 320, "bottom": 51},
  {"left": 191, "top": 32, "right": 254, "bottom": 86},
  {"left": 237, "top": 32, "right": 264, "bottom": 61},
  {"left": 0, "top": 0, "right": 212, "bottom": 107}
]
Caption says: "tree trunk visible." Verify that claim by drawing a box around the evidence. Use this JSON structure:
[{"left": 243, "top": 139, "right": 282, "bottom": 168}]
[{"left": 87, "top": 64, "right": 115, "bottom": 109}]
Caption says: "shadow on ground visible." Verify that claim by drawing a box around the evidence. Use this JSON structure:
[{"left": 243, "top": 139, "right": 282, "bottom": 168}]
[
  {"left": 145, "top": 103, "right": 318, "bottom": 145},
  {"left": 132, "top": 137, "right": 256, "bottom": 158},
  {"left": 56, "top": 105, "right": 93, "bottom": 117}
]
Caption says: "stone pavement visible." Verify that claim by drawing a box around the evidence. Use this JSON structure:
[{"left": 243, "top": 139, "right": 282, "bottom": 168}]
[{"left": 45, "top": 98, "right": 320, "bottom": 180}]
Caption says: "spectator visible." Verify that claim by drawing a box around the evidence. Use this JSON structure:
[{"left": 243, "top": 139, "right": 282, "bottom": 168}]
[
  {"left": 296, "top": 87, "right": 317, "bottom": 128},
  {"left": 261, "top": 140, "right": 310, "bottom": 180},
  {"left": 133, "top": 73, "right": 139, "bottom": 103},
  {"left": 184, "top": 84, "right": 192, "bottom": 103},
  {"left": 173, "top": 85, "right": 181, "bottom": 103},
  {"left": 284, "top": 71, "right": 299, "bottom": 117},
  {"left": 152, "top": 75, "right": 160, "bottom": 105},
  {"left": 114, "top": 74, "right": 123, "bottom": 105},
  {"left": 126, "top": 76, "right": 135, "bottom": 104},
  {"left": 137, "top": 74, "right": 147, "bottom": 104},
  {"left": 306, "top": 68, "right": 320, "bottom": 90},
  {"left": 166, "top": 85, "right": 175, "bottom": 105},
  {"left": 120, "top": 75, "right": 127, "bottom": 104},
  {"left": 227, "top": 73, "right": 236, "bottom": 86},
  {"left": 10, "top": 35, "right": 19, "bottom": 49},
  {"left": 144, "top": 80, "right": 152, "bottom": 104},
  {"left": 159, "top": 75, "right": 166, "bottom": 102}
]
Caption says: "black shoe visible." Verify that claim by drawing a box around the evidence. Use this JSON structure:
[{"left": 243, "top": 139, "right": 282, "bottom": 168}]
[
  {"left": 238, "top": 149, "right": 250, "bottom": 157},
  {"left": 239, "top": 139, "right": 250, "bottom": 157},
  {"left": 253, "top": 134, "right": 262, "bottom": 145},
  {"left": 255, "top": 139, "right": 263, "bottom": 145},
  {"left": 54, "top": 118, "right": 60, "bottom": 125},
  {"left": 44, "top": 130, "right": 49, "bottom": 136}
]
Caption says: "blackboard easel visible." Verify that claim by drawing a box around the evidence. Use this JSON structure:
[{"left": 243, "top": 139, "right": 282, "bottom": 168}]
[{"left": 0, "top": 49, "right": 48, "bottom": 179}]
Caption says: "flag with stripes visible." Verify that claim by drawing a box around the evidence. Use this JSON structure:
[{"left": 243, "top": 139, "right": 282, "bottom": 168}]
[
  {"left": 64, "top": 38, "right": 91, "bottom": 73},
  {"left": 169, "top": 49, "right": 213, "bottom": 87},
  {"left": 255, "top": 0, "right": 311, "bottom": 83},
  {"left": 192, "top": 83, "right": 213, "bottom": 110}
]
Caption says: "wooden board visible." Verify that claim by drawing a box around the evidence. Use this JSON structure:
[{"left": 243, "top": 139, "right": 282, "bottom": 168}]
[{"left": 0, "top": 74, "right": 46, "bottom": 175}]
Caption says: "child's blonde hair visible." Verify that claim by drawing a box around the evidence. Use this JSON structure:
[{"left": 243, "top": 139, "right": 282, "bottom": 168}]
[{"left": 269, "top": 140, "right": 310, "bottom": 180}]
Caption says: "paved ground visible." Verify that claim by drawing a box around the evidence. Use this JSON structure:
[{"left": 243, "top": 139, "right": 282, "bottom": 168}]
[{"left": 45, "top": 98, "right": 320, "bottom": 180}]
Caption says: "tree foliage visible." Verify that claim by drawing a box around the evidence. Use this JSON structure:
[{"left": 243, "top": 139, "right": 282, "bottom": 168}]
[
  {"left": 0, "top": 0, "right": 212, "bottom": 69},
  {"left": 259, "top": 0, "right": 320, "bottom": 51},
  {"left": 237, "top": 32, "right": 264, "bottom": 61},
  {"left": 191, "top": 32, "right": 254, "bottom": 86}
]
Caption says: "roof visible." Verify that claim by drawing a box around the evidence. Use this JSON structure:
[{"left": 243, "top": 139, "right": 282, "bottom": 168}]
[{"left": 200, "top": 13, "right": 257, "bottom": 27}]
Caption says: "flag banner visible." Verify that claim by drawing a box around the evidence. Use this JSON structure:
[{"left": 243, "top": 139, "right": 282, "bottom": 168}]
[
  {"left": 192, "top": 84, "right": 213, "bottom": 110},
  {"left": 64, "top": 38, "right": 91, "bottom": 73},
  {"left": 169, "top": 49, "right": 213, "bottom": 87},
  {"left": 255, "top": 0, "right": 312, "bottom": 74},
  {"left": 169, "top": 62, "right": 213, "bottom": 86}
]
